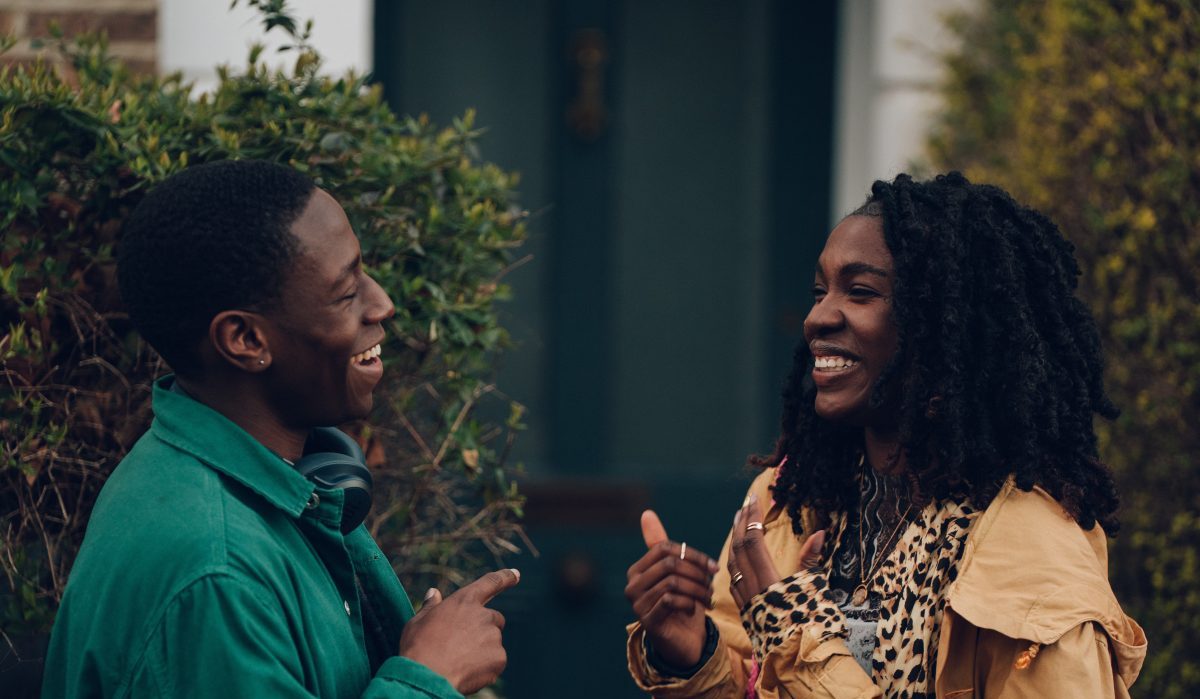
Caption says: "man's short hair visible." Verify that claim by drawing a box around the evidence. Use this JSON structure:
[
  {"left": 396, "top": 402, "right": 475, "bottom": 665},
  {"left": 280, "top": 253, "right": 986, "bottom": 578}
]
[{"left": 117, "top": 159, "right": 315, "bottom": 375}]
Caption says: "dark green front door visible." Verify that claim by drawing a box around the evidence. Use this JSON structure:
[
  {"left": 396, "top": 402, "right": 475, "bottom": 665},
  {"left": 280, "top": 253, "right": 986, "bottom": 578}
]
[{"left": 374, "top": 1, "right": 836, "bottom": 695}]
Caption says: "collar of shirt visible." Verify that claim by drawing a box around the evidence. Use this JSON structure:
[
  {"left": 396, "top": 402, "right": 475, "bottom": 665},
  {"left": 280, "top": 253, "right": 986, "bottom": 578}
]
[{"left": 148, "top": 375, "right": 316, "bottom": 519}]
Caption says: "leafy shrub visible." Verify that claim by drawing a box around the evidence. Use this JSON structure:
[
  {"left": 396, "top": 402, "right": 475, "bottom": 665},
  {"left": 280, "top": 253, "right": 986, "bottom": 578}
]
[
  {"left": 0, "top": 6, "right": 528, "bottom": 643},
  {"left": 928, "top": 1, "right": 1199, "bottom": 696}
]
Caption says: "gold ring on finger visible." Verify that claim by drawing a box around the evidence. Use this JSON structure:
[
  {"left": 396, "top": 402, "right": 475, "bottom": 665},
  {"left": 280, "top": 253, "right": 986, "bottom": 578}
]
[
  {"left": 731, "top": 571, "right": 745, "bottom": 585},
  {"left": 745, "top": 521, "right": 764, "bottom": 532}
]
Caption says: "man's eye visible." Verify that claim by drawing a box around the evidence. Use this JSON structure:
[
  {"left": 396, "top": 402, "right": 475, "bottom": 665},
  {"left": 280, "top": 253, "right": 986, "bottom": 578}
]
[
  {"left": 811, "top": 285, "right": 826, "bottom": 299},
  {"left": 341, "top": 291, "right": 358, "bottom": 302},
  {"left": 849, "top": 287, "right": 878, "bottom": 298}
]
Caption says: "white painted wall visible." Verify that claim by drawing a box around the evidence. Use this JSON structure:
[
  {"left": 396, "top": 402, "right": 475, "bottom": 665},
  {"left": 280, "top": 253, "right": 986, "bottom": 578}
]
[
  {"left": 158, "top": 0, "right": 372, "bottom": 92},
  {"left": 832, "top": 0, "right": 978, "bottom": 222}
]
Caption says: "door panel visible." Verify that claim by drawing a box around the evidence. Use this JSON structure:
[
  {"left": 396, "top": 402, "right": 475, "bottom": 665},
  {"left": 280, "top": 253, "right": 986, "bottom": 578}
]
[{"left": 610, "top": 0, "right": 769, "bottom": 479}]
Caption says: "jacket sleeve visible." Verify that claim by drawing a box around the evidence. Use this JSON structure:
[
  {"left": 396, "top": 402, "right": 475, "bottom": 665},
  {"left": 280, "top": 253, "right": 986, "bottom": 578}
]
[
  {"left": 746, "top": 571, "right": 880, "bottom": 699},
  {"left": 626, "top": 621, "right": 746, "bottom": 699},
  {"left": 973, "top": 622, "right": 1135, "bottom": 699},
  {"left": 130, "top": 572, "right": 462, "bottom": 699}
]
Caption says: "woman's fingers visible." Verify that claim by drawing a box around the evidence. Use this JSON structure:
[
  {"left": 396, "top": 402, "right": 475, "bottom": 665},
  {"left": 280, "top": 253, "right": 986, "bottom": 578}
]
[
  {"left": 643, "top": 592, "right": 695, "bottom": 627},
  {"left": 728, "top": 502, "right": 760, "bottom": 601},
  {"left": 729, "top": 573, "right": 746, "bottom": 610},
  {"left": 799, "top": 530, "right": 826, "bottom": 569},
  {"left": 628, "top": 540, "right": 718, "bottom": 578},
  {"left": 739, "top": 495, "right": 779, "bottom": 592},
  {"left": 729, "top": 492, "right": 782, "bottom": 602},
  {"left": 632, "top": 577, "right": 712, "bottom": 619},
  {"left": 626, "top": 554, "right": 716, "bottom": 602},
  {"left": 625, "top": 540, "right": 719, "bottom": 615}
]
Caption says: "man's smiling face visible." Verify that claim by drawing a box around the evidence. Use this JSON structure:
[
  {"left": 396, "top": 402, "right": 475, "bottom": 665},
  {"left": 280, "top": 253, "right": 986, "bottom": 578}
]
[{"left": 261, "top": 188, "right": 395, "bottom": 428}]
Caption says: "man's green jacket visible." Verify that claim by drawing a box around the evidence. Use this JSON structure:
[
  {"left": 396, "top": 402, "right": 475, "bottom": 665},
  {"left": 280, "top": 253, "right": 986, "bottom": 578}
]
[{"left": 43, "top": 378, "right": 462, "bottom": 698}]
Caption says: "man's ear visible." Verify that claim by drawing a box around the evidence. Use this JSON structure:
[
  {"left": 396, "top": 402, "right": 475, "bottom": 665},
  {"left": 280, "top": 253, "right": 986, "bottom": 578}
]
[{"left": 209, "top": 310, "right": 272, "bottom": 372}]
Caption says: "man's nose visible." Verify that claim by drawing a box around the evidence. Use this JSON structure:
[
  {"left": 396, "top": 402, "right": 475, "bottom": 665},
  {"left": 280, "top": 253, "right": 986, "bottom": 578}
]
[{"left": 364, "top": 275, "right": 396, "bottom": 323}]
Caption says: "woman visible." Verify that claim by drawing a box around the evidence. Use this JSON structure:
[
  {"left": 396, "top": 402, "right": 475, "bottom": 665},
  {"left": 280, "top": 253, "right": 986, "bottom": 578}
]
[{"left": 623, "top": 173, "right": 1146, "bottom": 698}]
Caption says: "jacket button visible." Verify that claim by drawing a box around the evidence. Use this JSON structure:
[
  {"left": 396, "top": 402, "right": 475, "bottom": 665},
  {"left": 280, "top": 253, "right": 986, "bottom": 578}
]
[{"left": 306, "top": 493, "right": 320, "bottom": 510}]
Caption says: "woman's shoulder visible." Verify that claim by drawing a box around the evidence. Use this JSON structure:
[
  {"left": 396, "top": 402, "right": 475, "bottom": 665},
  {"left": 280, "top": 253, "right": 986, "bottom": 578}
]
[
  {"left": 949, "top": 480, "right": 1138, "bottom": 647},
  {"left": 966, "top": 480, "right": 1109, "bottom": 570}
]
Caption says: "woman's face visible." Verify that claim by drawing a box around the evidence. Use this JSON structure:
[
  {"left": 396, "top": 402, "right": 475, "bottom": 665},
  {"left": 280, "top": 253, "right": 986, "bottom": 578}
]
[{"left": 803, "top": 215, "right": 899, "bottom": 427}]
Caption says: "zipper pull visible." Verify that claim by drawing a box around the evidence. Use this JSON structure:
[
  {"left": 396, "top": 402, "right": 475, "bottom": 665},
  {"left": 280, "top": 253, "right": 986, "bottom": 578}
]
[{"left": 1013, "top": 642, "right": 1041, "bottom": 670}]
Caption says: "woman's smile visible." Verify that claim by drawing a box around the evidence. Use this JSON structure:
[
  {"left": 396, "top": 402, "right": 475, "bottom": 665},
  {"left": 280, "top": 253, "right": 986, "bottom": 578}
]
[{"left": 803, "top": 215, "right": 898, "bottom": 426}]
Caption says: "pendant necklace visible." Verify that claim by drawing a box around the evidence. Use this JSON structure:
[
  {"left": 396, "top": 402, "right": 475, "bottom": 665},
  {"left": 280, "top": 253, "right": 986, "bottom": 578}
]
[{"left": 852, "top": 464, "right": 914, "bottom": 607}]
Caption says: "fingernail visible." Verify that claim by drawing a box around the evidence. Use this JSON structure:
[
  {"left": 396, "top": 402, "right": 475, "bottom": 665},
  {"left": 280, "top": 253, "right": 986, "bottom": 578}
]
[
  {"left": 748, "top": 492, "right": 758, "bottom": 506},
  {"left": 708, "top": 559, "right": 720, "bottom": 573},
  {"left": 509, "top": 568, "right": 521, "bottom": 582},
  {"left": 423, "top": 587, "right": 438, "bottom": 602},
  {"left": 741, "top": 494, "right": 751, "bottom": 507}
]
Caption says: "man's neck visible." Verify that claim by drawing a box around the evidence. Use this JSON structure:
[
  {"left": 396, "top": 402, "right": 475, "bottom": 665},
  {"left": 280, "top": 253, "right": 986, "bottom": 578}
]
[{"left": 175, "top": 375, "right": 308, "bottom": 462}]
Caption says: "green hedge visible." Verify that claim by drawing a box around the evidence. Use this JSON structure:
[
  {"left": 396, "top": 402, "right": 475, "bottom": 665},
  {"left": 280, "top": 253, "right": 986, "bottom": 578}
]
[
  {"left": 929, "top": 1, "right": 1199, "bottom": 696},
  {"left": 0, "top": 8, "right": 528, "bottom": 639}
]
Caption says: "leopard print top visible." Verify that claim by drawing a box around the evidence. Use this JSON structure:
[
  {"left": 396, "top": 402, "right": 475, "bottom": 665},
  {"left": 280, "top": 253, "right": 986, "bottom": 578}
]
[{"left": 740, "top": 497, "right": 977, "bottom": 698}]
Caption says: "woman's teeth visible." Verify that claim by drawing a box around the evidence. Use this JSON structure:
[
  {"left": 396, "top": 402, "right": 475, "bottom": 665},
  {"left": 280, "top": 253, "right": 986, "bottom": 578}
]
[
  {"left": 814, "top": 355, "right": 857, "bottom": 371},
  {"left": 350, "top": 344, "right": 382, "bottom": 365}
]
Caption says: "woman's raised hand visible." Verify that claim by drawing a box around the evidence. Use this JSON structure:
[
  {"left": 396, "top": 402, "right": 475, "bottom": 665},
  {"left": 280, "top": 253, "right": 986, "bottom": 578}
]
[
  {"left": 728, "top": 492, "right": 825, "bottom": 608},
  {"left": 625, "top": 510, "right": 720, "bottom": 668}
]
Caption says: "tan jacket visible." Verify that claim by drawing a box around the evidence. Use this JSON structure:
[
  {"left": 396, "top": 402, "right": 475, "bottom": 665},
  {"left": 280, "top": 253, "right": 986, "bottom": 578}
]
[{"left": 627, "top": 471, "right": 1147, "bottom": 698}]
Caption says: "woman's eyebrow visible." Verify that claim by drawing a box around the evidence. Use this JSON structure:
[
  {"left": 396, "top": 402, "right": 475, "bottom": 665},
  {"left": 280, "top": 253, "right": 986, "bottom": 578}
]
[{"left": 838, "top": 261, "right": 890, "bottom": 278}]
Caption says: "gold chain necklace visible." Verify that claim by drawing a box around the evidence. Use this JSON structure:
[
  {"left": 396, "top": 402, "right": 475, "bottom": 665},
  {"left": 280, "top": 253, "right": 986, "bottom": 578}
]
[{"left": 852, "top": 464, "right": 913, "bottom": 607}]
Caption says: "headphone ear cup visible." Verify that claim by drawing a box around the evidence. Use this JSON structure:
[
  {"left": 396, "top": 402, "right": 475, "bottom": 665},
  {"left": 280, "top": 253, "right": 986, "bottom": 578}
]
[
  {"left": 295, "top": 428, "right": 373, "bottom": 535},
  {"left": 303, "top": 427, "right": 367, "bottom": 463}
]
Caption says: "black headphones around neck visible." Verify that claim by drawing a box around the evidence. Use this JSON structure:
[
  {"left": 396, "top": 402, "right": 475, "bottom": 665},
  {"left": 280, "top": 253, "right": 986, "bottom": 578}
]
[
  {"left": 296, "top": 427, "right": 374, "bottom": 535},
  {"left": 167, "top": 379, "right": 372, "bottom": 534}
]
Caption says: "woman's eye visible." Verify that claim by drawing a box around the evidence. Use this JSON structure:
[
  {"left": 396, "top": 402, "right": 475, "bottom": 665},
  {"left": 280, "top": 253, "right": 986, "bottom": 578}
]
[
  {"left": 849, "top": 286, "right": 878, "bottom": 298},
  {"left": 341, "top": 291, "right": 358, "bottom": 302},
  {"left": 811, "top": 286, "right": 826, "bottom": 300}
]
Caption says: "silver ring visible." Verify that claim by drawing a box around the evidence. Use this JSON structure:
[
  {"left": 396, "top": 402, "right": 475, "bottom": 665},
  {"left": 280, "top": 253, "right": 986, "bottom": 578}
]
[
  {"left": 731, "top": 571, "right": 744, "bottom": 585},
  {"left": 679, "top": 542, "right": 687, "bottom": 560},
  {"left": 745, "top": 521, "right": 764, "bottom": 532}
]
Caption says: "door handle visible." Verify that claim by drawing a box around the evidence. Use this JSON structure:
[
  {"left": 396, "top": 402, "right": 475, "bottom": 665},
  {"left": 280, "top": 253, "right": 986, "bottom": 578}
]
[{"left": 566, "top": 28, "right": 608, "bottom": 141}]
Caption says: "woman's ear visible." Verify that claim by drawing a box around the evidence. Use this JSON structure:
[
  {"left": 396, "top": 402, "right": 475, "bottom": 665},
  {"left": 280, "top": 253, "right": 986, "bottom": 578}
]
[{"left": 209, "top": 310, "right": 272, "bottom": 372}]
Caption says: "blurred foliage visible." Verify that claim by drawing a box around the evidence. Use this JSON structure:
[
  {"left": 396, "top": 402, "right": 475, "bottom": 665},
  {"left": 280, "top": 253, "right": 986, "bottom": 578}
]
[
  {"left": 0, "top": 4, "right": 530, "bottom": 644},
  {"left": 929, "top": 1, "right": 1199, "bottom": 695}
]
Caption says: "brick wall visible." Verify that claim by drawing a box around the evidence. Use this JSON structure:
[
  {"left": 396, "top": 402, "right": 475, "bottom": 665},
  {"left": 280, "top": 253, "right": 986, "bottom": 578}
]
[{"left": 0, "top": 0, "right": 157, "bottom": 74}]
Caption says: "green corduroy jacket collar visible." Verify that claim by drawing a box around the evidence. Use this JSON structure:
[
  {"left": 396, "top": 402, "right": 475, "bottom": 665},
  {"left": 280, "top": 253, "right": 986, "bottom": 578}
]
[{"left": 148, "top": 375, "right": 316, "bottom": 519}]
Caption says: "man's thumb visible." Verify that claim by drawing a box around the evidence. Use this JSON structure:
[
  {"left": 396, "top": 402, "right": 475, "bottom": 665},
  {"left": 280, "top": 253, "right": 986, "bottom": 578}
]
[{"left": 640, "top": 509, "right": 669, "bottom": 549}]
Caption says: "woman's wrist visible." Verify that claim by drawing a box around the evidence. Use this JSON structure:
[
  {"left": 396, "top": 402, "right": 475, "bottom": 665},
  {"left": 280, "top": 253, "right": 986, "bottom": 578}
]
[
  {"left": 644, "top": 617, "right": 719, "bottom": 679},
  {"left": 740, "top": 569, "right": 847, "bottom": 661}
]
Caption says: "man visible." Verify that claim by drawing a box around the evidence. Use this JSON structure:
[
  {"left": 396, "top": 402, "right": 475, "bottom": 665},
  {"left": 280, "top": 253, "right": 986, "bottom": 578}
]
[{"left": 43, "top": 160, "right": 517, "bottom": 698}]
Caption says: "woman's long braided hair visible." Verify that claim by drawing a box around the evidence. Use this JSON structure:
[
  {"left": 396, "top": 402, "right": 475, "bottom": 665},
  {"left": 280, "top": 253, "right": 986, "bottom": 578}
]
[{"left": 759, "top": 172, "right": 1121, "bottom": 535}]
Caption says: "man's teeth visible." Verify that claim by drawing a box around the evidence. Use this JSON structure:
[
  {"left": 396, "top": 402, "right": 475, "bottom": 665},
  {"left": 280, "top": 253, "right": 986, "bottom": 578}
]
[
  {"left": 350, "top": 344, "right": 382, "bottom": 365},
  {"left": 814, "top": 356, "right": 857, "bottom": 370}
]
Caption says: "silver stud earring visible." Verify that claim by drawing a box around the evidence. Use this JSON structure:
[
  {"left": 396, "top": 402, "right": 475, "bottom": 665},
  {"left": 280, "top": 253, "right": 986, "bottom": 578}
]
[{"left": 258, "top": 359, "right": 265, "bottom": 366}]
